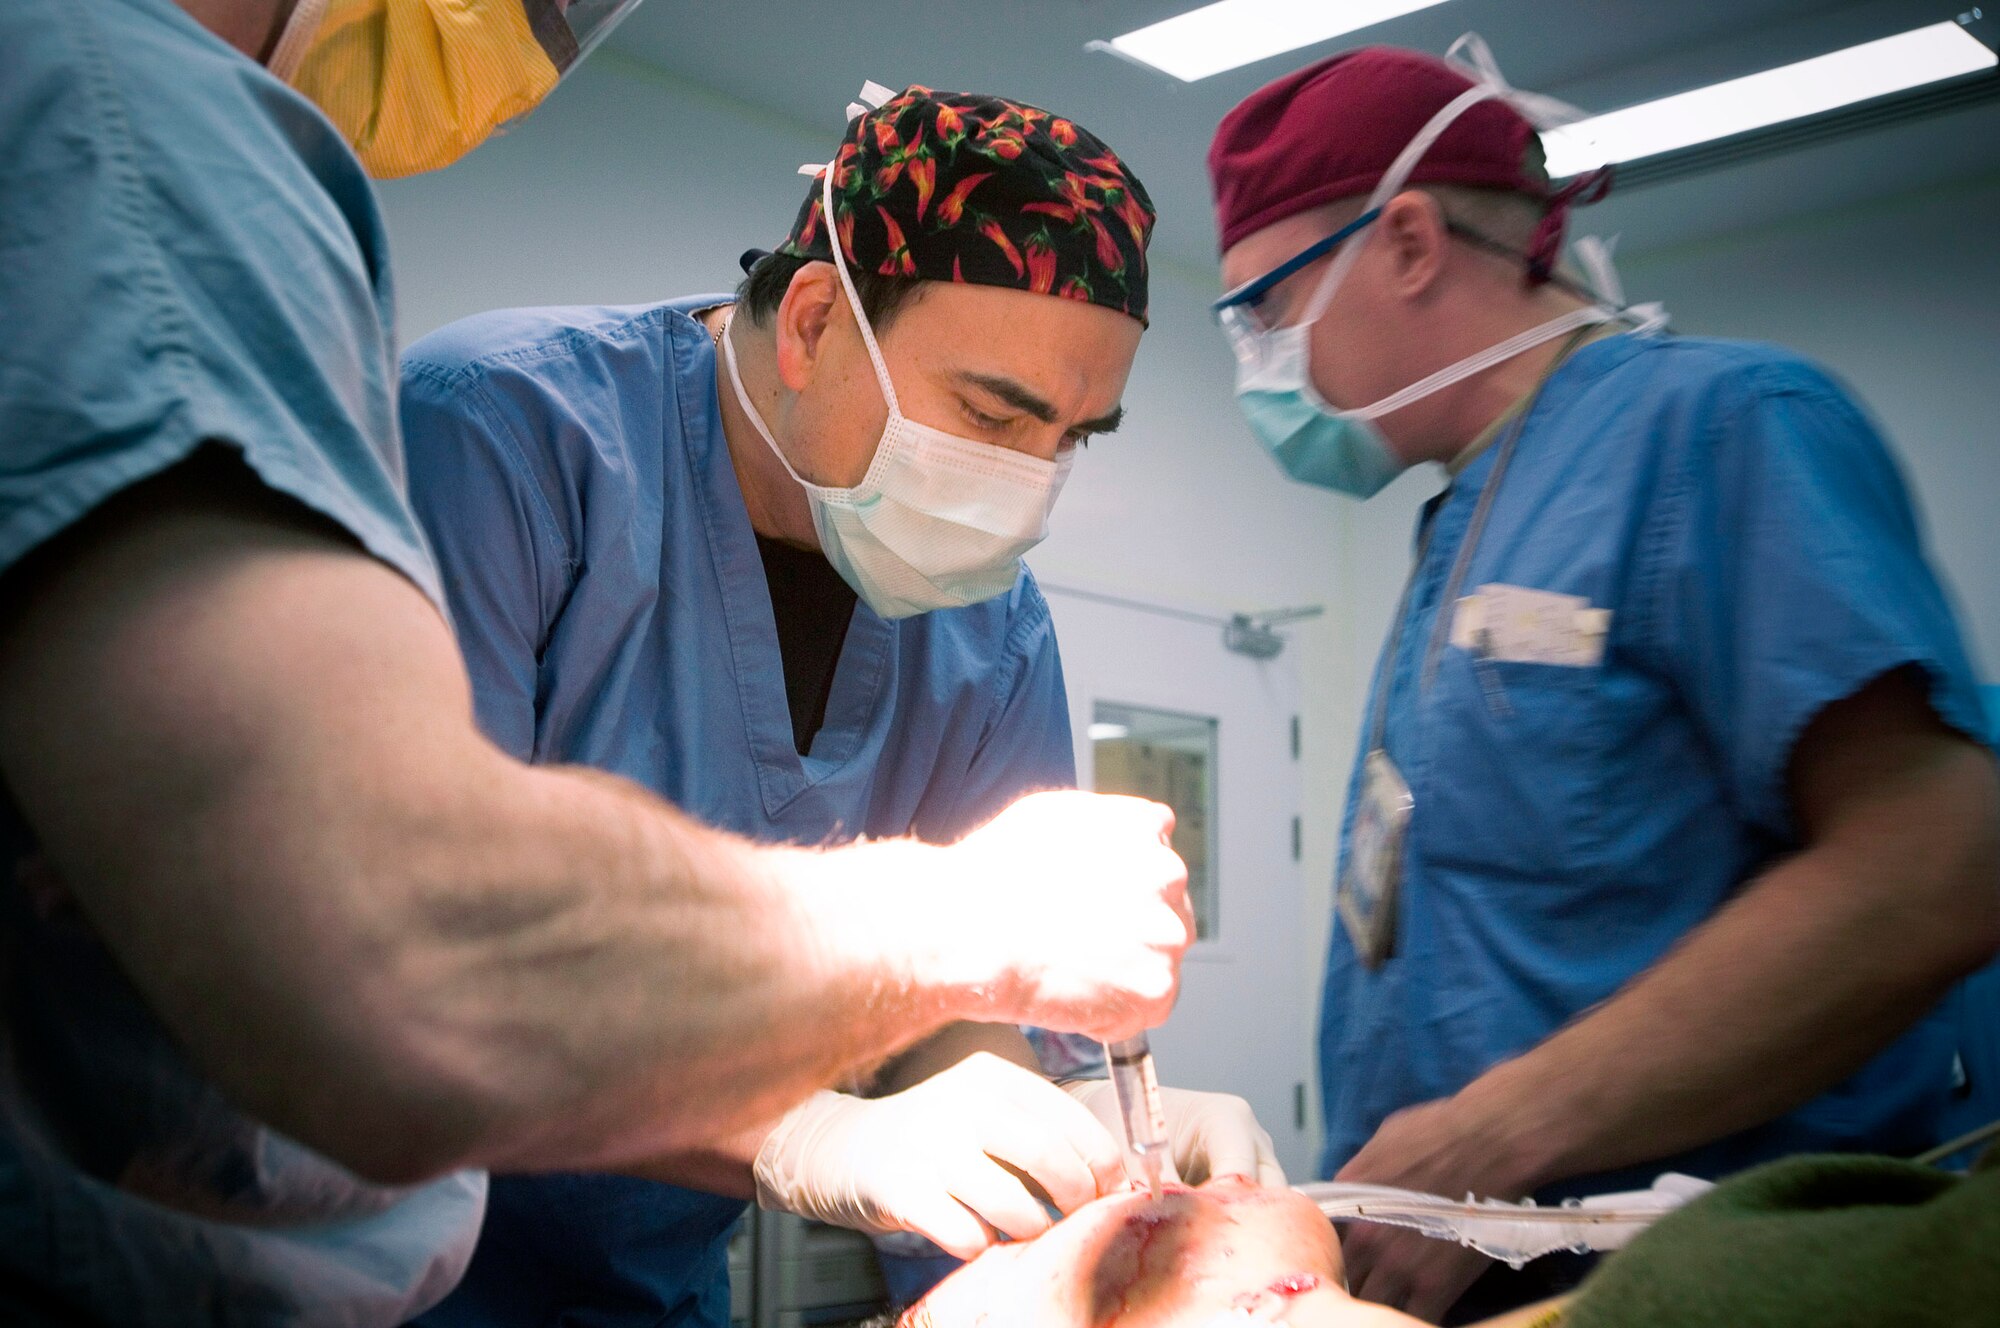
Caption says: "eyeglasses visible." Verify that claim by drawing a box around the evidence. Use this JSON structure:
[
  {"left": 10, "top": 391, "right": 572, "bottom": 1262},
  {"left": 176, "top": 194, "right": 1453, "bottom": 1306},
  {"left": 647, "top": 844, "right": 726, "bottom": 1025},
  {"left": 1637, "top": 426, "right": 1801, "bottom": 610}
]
[
  {"left": 1213, "top": 205, "right": 1598, "bottom": 363},
  {"left": 1212, "top": 207, "right": 1382, "bottom": 330},
  {"left": 1211, "top": 207, "right": 1380, "bottom": 370}
]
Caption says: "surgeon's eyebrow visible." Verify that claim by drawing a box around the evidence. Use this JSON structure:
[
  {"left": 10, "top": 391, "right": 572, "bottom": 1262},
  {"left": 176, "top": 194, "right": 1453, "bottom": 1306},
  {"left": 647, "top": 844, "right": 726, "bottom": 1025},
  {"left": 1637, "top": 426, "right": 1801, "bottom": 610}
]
[{"left": 960, "top": 372, "right": 1125, "bottom": 436}]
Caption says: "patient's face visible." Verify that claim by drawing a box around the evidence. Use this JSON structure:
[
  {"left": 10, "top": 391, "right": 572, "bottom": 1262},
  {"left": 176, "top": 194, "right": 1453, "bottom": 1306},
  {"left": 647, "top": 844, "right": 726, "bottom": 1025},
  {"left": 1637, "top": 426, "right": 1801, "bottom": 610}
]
[{"left": 904, "top": 1177, "right": 1401, "bottom": 1328}]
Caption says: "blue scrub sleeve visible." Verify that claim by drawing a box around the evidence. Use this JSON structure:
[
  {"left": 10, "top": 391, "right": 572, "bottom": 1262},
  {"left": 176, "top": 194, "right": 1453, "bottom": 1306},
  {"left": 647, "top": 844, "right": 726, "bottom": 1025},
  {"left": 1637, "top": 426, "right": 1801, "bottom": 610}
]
[
  {"left": 934, "top": 575, "right": 1108, "bottom": 1080},
  {"left": 943, "top": 574, "right": 1080, "bottom": 831},
  {"left": 0, "top": 0, "right": 440, "bottom": 609},
  {"left": 399, "top": 364, "right": 572, "bottom": 761},
  {"left": 1648, "top": 360, "right": 1989, "bottom": 840}
]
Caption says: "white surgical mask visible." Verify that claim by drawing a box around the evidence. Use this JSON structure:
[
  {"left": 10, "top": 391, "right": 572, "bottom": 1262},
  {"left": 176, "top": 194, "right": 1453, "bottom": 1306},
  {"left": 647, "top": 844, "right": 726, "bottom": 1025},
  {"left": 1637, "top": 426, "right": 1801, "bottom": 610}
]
[
  {"left": 719, "top": 157, "right": 1072, "bottom": 619},
  {"left": 1223, "top": 35, "right": 1665, "bottom": 498}
]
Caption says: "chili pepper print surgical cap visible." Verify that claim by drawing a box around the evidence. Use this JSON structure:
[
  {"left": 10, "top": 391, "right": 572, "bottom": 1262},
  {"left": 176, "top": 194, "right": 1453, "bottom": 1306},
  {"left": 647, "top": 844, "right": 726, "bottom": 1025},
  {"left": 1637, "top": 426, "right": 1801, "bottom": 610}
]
[{"left": 762, "top": 84, "right": 1157, "bottom": 324}]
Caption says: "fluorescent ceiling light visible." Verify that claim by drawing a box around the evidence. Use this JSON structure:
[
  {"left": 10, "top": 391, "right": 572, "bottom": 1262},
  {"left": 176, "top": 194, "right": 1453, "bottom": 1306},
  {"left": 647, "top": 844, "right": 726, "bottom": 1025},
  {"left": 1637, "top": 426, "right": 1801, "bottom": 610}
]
[
  {"left": 1088, "top": 722, "right": 1132, "bottom": 742},
  {"left": 1101, "top": 0, "right": 1451, "bottom": 82},
  {"left": 1543, "top": 21, "right": 1997, "bottom": 178}
]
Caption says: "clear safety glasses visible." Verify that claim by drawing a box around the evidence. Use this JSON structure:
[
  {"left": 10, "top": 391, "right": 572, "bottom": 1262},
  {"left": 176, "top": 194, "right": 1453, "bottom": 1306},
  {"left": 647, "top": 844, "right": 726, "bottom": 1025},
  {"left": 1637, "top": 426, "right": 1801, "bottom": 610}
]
[
  {"left": 1211, "top": 206, "right": 1381, "bottom": 357},
  {"left": 1211, "top": 204, "right": 1607, "bottom": 361}
]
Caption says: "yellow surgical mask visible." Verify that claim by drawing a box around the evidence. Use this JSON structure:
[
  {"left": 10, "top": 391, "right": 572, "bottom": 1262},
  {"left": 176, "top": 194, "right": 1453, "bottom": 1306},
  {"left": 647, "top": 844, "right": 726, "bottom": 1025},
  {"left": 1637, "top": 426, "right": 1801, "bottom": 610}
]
[{"left": 269, "top": 0, "right": 644, "bottom": 179}]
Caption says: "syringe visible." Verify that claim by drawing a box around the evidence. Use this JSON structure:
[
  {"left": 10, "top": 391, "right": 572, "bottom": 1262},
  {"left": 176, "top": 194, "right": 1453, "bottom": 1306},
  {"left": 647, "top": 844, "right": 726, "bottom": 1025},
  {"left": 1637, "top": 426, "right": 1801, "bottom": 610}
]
[{"left": 1103, "top": 1034, "right": 1169, "bottom": 1201}]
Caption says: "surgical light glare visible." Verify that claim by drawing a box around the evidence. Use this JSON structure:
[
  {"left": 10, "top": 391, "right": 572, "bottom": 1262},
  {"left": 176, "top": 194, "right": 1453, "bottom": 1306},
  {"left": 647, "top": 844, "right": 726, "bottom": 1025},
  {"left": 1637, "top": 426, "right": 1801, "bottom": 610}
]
[
  {"left": 1542, "top": 21, "right": 1998, "bottom": 178},
  {"left": 1088, "top": 723, "right": 1132, "bottom": 741},
  {"left": 1103, "top": 0, "right": 1453, "bottom": 82}
]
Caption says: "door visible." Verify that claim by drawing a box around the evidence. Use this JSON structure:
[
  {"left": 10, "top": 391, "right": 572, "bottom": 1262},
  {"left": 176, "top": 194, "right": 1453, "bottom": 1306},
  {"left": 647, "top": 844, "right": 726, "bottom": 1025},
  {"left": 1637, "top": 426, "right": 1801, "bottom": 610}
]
[{"left": 1043, "top": 584, "right": 1316, "bottom": 1181}]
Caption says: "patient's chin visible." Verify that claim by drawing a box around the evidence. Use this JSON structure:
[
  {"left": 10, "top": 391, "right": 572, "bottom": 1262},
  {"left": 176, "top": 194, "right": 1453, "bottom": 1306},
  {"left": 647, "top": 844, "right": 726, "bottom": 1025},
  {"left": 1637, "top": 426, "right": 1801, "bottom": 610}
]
[{"left": 904, "top": 1177, "right": 1344, "bottom": 1328}]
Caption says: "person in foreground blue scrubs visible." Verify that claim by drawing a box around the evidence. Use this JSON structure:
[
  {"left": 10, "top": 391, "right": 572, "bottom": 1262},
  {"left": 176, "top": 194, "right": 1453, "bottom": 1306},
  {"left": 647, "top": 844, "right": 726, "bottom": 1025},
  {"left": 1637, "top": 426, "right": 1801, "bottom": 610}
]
[
  {"left": 400, "top": 84, "right": 1285, "bottom": 1328},
  {"left": 1204, "top": 39, "right": 2000, "bottom": 1324},
  {"left": 0, "top": 6, "right": 1213, "bottom": 1323},
  {"left": 0, "top": 0, "right": 639, "bottom": 1319}
]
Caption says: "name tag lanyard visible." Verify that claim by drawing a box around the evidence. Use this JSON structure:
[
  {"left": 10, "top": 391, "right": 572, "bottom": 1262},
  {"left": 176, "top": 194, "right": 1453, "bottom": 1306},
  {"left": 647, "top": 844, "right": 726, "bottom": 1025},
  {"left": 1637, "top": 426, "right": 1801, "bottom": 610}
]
[
  {"left": 1388, "top": 319, "right": 1620, "bottom": 734},
  {"left": 1337, "top": 361, "right": 1550, "bottom": 968}
]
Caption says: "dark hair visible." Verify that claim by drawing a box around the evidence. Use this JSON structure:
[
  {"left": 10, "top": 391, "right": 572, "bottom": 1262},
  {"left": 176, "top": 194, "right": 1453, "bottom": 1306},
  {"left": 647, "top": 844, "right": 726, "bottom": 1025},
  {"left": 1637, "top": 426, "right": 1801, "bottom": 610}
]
[{"left": 734, "top": 252, "right": 925, "bottom": 330}]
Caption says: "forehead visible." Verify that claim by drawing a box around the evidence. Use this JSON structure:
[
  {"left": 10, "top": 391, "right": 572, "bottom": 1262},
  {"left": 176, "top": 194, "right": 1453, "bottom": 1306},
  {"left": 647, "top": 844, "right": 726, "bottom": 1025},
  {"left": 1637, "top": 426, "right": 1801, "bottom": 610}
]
[{"left": 884, "top": 281, "right": 1143, "bottom": 409}]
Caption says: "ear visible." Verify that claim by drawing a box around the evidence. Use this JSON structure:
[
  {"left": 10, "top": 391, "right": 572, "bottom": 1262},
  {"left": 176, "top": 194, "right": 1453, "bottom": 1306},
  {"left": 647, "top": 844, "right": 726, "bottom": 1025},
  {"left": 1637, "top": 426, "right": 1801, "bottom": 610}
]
[
  {"left": 773, "top": 262, "right": 843, "bottom": 393},
  {"left": 1374, "top": 190, "right": 1450, "bottom": 301}
]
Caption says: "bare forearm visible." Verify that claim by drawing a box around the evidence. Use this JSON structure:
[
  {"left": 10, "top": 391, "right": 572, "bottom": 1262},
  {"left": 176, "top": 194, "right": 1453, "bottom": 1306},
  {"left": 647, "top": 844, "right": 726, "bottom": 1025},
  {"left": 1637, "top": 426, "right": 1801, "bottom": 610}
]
[
  {"left": 612, "top": 1114, "right": 774, "bottom": 1199},
  {"left": 0, "top": 461, "right": 985, "bottom": 1181},
  {"left": 2, "top": 456, "right": 1190, "bottom": 1193},
  {"left": 1473, "top": 840, "right": 1998, "bottom": 1188},
  {"left": 1472, "top": 695, "right": 2000, "bottom": 1189},
  {"left": 386, "top": 762, "right": 987, "bottom": 1176}
]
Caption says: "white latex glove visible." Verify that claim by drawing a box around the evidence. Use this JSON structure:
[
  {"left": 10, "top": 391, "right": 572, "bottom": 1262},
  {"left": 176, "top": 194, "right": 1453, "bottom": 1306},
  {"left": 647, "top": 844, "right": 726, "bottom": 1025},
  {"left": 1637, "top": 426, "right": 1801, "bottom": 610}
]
[
  {"left": 1062, "top": 1079, "right": 1287, "bottom": 1189},
  {"left": 752, "top": 1052, "right": 1126, "bottom": 1259}
]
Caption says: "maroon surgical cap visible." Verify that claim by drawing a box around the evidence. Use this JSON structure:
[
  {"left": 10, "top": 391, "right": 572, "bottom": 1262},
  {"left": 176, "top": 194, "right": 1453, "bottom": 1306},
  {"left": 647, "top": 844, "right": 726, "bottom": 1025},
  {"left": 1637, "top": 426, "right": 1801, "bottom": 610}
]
[{"left": 1207, "top": 45, "right": 1609, "bottom": 282}]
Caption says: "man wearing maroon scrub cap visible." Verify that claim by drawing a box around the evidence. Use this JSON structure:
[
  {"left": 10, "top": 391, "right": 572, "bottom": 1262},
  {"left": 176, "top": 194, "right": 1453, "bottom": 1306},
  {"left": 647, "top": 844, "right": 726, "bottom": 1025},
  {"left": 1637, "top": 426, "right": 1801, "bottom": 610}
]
[{"left": 1207, "top": 37, "right": 2000, "bottom": 1326}]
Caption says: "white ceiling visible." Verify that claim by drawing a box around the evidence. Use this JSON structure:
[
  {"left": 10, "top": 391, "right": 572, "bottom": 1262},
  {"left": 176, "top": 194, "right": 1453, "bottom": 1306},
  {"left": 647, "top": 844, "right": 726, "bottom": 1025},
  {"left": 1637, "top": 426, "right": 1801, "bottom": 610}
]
[{"left": 604, "top": 0, "right": 2000, "bottom": 273}]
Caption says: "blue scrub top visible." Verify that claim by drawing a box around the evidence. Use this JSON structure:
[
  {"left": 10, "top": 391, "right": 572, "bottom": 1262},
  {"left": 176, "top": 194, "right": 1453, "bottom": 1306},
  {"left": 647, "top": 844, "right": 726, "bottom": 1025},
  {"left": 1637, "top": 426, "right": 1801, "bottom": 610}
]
[
  {"left": 1319, "top": 333, "right": 1997, "bottom": 1194},
  {"left": 398, "top": 297, "right": 1082, "bottom": 1328},
  {"left": 0, "top": 1, "right": 482, "bottom": 1323}
]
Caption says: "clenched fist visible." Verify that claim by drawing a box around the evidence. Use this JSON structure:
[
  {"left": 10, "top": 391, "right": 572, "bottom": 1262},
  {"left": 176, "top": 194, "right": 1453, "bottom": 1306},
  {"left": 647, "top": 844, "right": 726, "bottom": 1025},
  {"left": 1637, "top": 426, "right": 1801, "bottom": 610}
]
[{"left": 945, "top": 791, "right": 1193, "bottom": 1041}]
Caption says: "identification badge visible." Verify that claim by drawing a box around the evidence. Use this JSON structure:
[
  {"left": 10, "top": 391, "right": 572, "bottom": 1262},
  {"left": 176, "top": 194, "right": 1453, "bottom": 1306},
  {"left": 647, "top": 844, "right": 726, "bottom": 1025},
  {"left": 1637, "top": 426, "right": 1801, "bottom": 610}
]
[
  {"left": 1338, "top": 749, "right": 1413, "bottom": 969},
  {"left": 1450, "top": 584, "right": 1610, "bottom": 667}
]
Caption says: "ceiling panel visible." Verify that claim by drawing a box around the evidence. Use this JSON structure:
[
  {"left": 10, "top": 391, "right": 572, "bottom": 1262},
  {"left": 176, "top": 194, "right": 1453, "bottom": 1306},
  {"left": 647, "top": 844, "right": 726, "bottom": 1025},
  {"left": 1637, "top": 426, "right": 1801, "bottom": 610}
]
[{"left": 601, "top": 0, "right": 1998, "bottom": 272}]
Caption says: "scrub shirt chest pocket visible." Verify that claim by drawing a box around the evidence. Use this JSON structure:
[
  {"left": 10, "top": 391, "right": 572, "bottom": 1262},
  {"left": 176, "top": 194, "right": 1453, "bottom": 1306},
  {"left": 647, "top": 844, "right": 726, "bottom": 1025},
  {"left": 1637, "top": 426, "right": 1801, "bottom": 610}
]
[{"left": 1420, "top": 586, "right": 1632, "bottom": 882}]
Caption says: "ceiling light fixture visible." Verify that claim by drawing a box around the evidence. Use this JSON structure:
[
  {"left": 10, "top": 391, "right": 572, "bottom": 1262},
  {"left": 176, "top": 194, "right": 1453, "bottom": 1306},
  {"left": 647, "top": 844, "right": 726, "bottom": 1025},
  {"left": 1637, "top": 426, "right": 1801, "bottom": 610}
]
[
  {"left": 1092, "top": 0, "right": 1452, "bottom": 82},
  {"left": 1542, "top": 19, "right": 1997, "bottom": 178}
]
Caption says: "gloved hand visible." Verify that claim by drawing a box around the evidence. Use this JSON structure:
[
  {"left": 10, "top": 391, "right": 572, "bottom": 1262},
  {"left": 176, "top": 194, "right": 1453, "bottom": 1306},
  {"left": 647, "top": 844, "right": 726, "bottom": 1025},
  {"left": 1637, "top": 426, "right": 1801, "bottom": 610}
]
[
  {"left": 1061, "top": 1079, "right": 1286, "bottom": 1189},
  {"left": 752, "top": 1052, "right": 1126, "bottom": 1259}
]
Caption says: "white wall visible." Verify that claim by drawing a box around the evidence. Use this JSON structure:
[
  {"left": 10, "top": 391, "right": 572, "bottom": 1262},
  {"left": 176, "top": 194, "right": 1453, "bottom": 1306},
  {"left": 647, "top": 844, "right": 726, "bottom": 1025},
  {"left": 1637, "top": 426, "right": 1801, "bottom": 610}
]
[
  {"left": 377, "top": 55, "right": 831, "bottom": 327},
  {"left": 1620, "top": 173, "right": 2000, "bottom": 677}
]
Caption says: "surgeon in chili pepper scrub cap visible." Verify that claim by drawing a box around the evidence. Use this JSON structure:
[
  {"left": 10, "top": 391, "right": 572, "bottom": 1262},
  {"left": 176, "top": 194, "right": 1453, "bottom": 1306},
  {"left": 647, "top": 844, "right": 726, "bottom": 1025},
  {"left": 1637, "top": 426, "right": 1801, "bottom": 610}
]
[
  {"left": 401, "top": 81, "right": 1284, "bottom": 1328},
  {"left": 1206, "top": 35, "right": 2000, "bottom": 1325}
]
